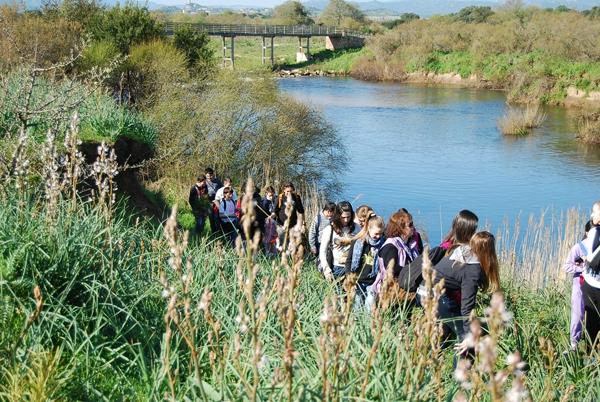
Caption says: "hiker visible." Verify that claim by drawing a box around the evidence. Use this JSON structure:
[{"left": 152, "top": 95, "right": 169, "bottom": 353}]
[
  {"left": 218, "top": 187, "right": 239, "bottom": 246},
  {"left": 215, "top": 177, "right": 238, "bottom": 203},
  {"left": 564, "top": 220, "right": 593, "bottom": 353},
  {"left": 432, "top": 209, "right": 479, "bottom": 266},
  {"left": 261, "top": 186, "right": 278, "bottom": 256},
  {"left": 237, "top": 183, "right": 267, "bottom": 246},
  {"left": 320, "top": 201, "right": 359, "bottom": 282},
  {"left": 344, "top": 213, "right": 386, "bottom": 309},
  {"left": 581, "top": 201, "right": 600, "bottom": 348},
  {"left": 355, "top": 205, "right": 374, "bottom": 228},
  {"left": 275, "top": 182, "right": 305, "bottom": 251},
  {"left": 369, "top": 209, "right": 423, "bottom": 303},
  {"left": 417, "top": 231, "right": 500, "bottom": 356},
  {"left": 308, "top": 201, "right": 336, "bottom": 269},
  {"left": 204, "top": 167, "right": 223, "bottom": 233},
  {"left": 188, "top": 176, "right": 210, "bottom": 235}
]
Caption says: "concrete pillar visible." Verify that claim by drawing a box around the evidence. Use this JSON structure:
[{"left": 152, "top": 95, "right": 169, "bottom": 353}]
[{"left": 222, "top": 35, "right": 235, "bottom": 69}]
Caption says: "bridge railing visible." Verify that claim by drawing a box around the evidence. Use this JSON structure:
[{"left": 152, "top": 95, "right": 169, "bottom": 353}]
[{"left": 164, "top": 22, "right": 367, "bottom": 38}]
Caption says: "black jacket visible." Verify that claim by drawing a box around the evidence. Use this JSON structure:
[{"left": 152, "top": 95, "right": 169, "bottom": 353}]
[{"left": 432, "top": 256, "right": 483, "bottom": 333}]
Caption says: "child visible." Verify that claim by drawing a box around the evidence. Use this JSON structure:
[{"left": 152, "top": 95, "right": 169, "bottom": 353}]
[
  {"left": 218, "top": 188, "right": 239, "bottom": 246},
  {"left": 564, "top": 220, "right": 592, "bottom": 352},
  {"left": 344, "top": 213, "right": 386, "bottom": 309},
  {"left": 308, "top": 201, "right": 336, "bottom": 269},
  {"left": 261, "top": 186, "right": 278, "bottom": 256}
]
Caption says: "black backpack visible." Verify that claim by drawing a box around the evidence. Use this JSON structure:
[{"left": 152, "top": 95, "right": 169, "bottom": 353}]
[
  {"left": 589, "top": 228, "right": 600, "bottom": 273},
  {"left": 397, "top": 246, "right": 444, "bottom": 292}
]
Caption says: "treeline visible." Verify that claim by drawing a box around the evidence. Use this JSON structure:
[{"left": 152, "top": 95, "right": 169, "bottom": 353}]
[
  {"left": 356, "top": 5, "right": 600, "bottom": 103},
  {"left": 0, "top": 1, "right": 345, "bottom": 226}
]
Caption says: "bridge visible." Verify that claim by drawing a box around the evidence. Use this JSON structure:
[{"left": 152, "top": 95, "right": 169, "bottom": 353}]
[{"left": 164, "top": 23, "right": 367, "bottom": 68}]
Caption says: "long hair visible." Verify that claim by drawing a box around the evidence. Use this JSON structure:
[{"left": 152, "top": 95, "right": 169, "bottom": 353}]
[
  {"left": 470, "top": 231, "right": 500, "bottom": 293},
  {"left": 340, "top": 212, "right": 384, "bottom": 245},
  {"left": 331, "top": 201, "right": 355, "bottom": 235},
  {"left": 444, "top": 209, "right": 478, "bottom": 252},
  {"left": 356, "top": 205, "right": 374, "bottom": 226},
  {"left": 386, "top": 209, "right": 413, "bottom": 239}
]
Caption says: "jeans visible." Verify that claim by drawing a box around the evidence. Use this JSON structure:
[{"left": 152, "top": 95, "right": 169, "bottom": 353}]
[
  {"left": 417, "top": 292, "right": 465, "bottom": 340},
  {"left": 333, "top": 265, "right": 346, "bottom": 278},
  {"left": 194, "top": 214, "right": 205, "bottom": 235}
]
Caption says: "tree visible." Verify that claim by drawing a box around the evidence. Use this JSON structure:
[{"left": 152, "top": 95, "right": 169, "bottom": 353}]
[
  {"left": 272, "top": 1, "right": 313, "bottom": 25},
  {"left": 320, "top": 0, "right": 364, "bottom": 27},
  {"left": 89, "top": 3, "right": 164, "bottom": 53},
  {"left": 173, "top": 25, "right": 215, "bottom": 76},
  {"left": 454, "top": 6, "right": 494, "bottom": 23},
  {"left": 382, "top": 12, "right": 419, "bottom": 29}
]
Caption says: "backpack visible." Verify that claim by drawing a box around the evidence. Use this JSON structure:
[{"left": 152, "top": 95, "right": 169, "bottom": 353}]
[{"left": 397, "top": 246, "right": 443, "bottom": 293}]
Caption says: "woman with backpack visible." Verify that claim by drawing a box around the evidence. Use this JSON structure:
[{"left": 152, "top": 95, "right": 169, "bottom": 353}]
[
  {"left": 218, "top": 187, "right": 239, "bottom": 246},
  {"left": 417, "top": 231, "right": 500, "bottom": 355},
  {"left": 319, "top": 201, "right": 358, "bottom": 282},
  {"left": 344, "top": 213, "right": 386, "bottom": 308},
  {"left": 370, "top": 209, "right": 423, "bottom": 300}
]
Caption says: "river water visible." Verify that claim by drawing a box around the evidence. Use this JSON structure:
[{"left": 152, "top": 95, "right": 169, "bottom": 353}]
[{"left": 278, "top": 77, "right": 600, "bottom": 245}]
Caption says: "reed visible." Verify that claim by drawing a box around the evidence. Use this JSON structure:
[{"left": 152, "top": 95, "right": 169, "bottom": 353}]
[{"left": 498, "top": 105, "right": 547, "bottom": 136}]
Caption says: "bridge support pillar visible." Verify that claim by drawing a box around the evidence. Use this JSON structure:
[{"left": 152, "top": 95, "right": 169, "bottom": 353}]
[
  {"left": 222, "top": 35, "right": 235, "bottom": 69},
  {"left": 296, "top": 36, "right": 310, "bottom": 63},
  {"left": 262, "top": 36, "right": 274, "bottom": 66}
]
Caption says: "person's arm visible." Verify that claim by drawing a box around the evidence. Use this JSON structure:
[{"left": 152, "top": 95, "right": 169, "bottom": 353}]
[
  {"left": 565, "top": 244, "right": 585, "bottom": 274},
  {"left": 320, "top": 225, "right": 333, "bottom": 278},
  {"left": 308, "top": 216, "right": 318, "bottom": 252},
  {"left": 189, "top": 187, "right": 196, "bottom": 209},
  {"left": 460, "top": 266, "right": 482, "bottom": 335}
]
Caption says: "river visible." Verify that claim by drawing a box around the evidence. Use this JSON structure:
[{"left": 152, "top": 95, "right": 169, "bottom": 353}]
[{"left": 278, "top": 77, "right": 600, "bottom": 244}]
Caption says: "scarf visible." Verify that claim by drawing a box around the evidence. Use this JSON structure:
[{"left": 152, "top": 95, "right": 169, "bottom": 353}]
[{"left": 350, "top": 235, "right": 386, "bottom": 274}]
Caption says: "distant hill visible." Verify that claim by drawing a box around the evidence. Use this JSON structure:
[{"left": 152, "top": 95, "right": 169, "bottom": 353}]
[{"left": 3, "top": 0, "right": 600, "bottom": 15}]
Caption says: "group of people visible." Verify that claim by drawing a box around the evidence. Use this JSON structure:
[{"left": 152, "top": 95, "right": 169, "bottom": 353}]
[
  {"left": 190, "top": 172, "right": 600, "bottom": 353},
  {"left": 188, "top": 168, "right": 305, "bottom": 251}
]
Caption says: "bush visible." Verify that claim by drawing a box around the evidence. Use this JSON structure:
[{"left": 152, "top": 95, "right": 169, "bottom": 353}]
[
  {"left": 576, "top": 108, "right": 600, "bottom": 144},
  {"left": 173, "top": 25, "right": 216, "bottom": 77},
  {"left": 498, "top": 105, "right": 546, "bottom": 135},
  {"left": 89, "top": 3, "right": 164, "bottom": 53}
]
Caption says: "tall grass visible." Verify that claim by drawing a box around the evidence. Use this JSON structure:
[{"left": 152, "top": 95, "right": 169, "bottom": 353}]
[
  {"left": 1, "top": 120, "right": 600, "bottom": 400},
  {"left": 498, "top": 105, "right": 546, "bottom": 135}
]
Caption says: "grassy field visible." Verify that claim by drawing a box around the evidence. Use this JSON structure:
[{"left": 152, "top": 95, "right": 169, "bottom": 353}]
[{"left": 1, "top": 135, "right": 600, "bottom": 400}]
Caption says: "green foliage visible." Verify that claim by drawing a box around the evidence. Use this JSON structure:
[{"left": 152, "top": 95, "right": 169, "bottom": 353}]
[
  {"left": 0, "top": 69, "right": 157, "bottom": 148},
  {"left": 583, "top": 6, "right": 600, "bottom": 19},
  {"left": 89, "top": 3, "right": 164, "bottom": 53},
  {"left": 272, "top": 0, "right": 313, "bottom": 25},
  {"left": 320, "top": 0, "right": 365, "bottom": 27},
  {"left": 78, "top": 40, "right": 121, "bottom": 72},
  {"left": 453, "top": 6, "right": 494, "bottom": 23},
  {"left": 41, "top": 0, "right": 104, "bottom": 29},
  {"left": 173, "top": 25, "right": 216, "bottom": 76},
  {"left": 381, "top": 13, "right": 420, "bottom": 29}
]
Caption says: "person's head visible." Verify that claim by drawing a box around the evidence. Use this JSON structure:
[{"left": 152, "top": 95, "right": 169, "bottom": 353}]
[
  {"left": 591, "top": 201, "right": 600, "bottom": 225},
  {"left": 470, "top": 231, "right": 500, "bottom": 293},
  {"left": 322, "top": 201, "right": 336, "bottom": 219},
  {"left": 445, "top": 210, "right": 479, "bottom": 245},
  {"left": 583, "top": 219, "right": 593, "bottom": 240},
  {"left": 386, "top": 209, "right": 414, "bottom": 240},
  {"left": 264, "top": 185, "right": 275, "bottom": 200},
  {"left": 196, "top": 176, "right": 205, "bottom": 185},
  {"left": 367, "top": 215, "right": 385, "bottom": 241},
  {"left": 282, "top": 182, "right": 295, "bottom": 198},
  {"left": 204, "top": 167, "right": 215, "bottom": 181},
  {"left": 332, "top": 201, "right": 355, "bottom": 234},
  {"left": 223, "top": 177, "right": 232, "bottom": 187},
  {"left": 223, "top": 187, "right": 233, "bottom": 200},
  {"left": 356, "top": 205, "right": 374, "bottom": 228}
]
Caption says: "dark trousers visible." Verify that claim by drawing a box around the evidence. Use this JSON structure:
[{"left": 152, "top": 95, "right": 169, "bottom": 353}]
[
  {"left": 436, "top": 293, "right": 466, "bottom": 340},
  {"left": 582, "top": 281, "right": 600, "bottom": 346}
]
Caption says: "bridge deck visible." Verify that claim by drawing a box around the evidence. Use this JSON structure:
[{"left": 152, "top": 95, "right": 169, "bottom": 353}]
[{"left": 164, "top": 23, "right": 366, "bottom": 38}]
